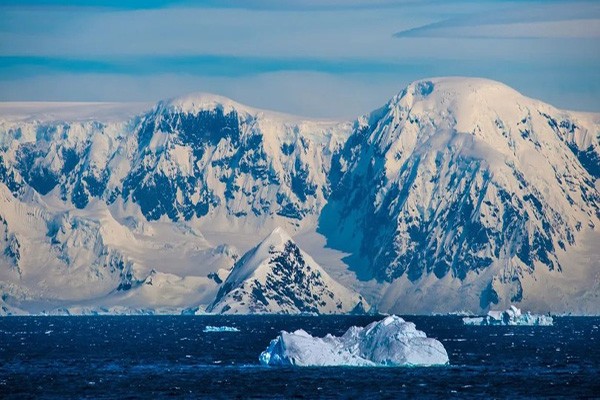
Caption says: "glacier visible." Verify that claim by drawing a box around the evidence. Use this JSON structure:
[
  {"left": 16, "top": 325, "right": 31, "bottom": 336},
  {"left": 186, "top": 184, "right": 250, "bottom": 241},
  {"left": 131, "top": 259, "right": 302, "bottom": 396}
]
[
  {"left": 463, "top": 305, "right": 553, "bottom": 326},
  {"left": 0, "top": 77, "right": 598, "bottom": 315},
  {"left": 259, "top": 315, "right": 449, "bottom": 367}
]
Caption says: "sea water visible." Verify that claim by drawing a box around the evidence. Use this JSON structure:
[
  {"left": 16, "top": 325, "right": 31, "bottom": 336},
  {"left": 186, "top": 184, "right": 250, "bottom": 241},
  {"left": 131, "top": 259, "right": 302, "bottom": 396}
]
[{"left": 1, "top": 315, "right": 598, "bottom": 398}]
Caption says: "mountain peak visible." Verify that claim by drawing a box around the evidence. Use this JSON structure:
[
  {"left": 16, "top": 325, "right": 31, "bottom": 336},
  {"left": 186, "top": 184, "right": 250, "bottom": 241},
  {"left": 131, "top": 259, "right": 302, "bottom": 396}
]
[
  {"left": 156, "top": 92, "right": 313, "bottom": 123},
  {"left": 395, "top": 77, "right": 521, "bottom": 103},
  {"left": 208, "top": 227, "right": 369, "bottom": 314},
  {"left": 384, "top": 77, "right": 530, "bottom": 124},
  {"left": 358, "top": 75, "right": 590, "bottom": 155},
  {"left": 158, "top": 92, "right": 254, "bottom": 116},
  {"left": 360, "top": 77, "right": 537, "bottom": 144},
  {"left": 219, "top": 227, "right": 297, "bottom": 289}
]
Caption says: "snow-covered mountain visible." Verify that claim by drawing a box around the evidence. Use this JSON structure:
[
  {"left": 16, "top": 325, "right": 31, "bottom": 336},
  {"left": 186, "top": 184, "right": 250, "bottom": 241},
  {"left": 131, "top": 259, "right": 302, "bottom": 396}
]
[
  {"left": 122, "top": 94, "right": 349, "bottom": 223},
  {"left": 0, "top": 78, "right": 598, "bottom": 315},
  {"left": 0, "top": 94, "right": 349, "bottom": 223},
  {"left": 208, "top": 227, "right": 368, "bottom": 314},
  {"left": 322, "top": 78, "right": 599, "bottom": 313}
]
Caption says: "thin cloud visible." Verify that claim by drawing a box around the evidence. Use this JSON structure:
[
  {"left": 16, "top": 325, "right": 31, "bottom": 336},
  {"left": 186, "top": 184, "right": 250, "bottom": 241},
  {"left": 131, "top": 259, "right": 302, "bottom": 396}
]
[
  {"left": 0, "top": 55, "right": 428, "bottom": 77},
  {"left": 396, "top": 19, "right": 600, "bottom": 39}
]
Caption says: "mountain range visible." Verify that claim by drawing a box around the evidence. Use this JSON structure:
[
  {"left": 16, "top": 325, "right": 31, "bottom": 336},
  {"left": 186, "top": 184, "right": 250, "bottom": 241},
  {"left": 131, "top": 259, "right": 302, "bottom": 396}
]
[{"left": 0, "top": 77, "right": 598, "bottom": 315}]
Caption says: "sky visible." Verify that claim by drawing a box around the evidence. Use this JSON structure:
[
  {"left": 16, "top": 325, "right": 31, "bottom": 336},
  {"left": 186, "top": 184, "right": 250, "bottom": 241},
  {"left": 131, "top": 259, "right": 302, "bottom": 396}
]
[{"left": 0, "top": 0, "right": 599, "bottom": 118}]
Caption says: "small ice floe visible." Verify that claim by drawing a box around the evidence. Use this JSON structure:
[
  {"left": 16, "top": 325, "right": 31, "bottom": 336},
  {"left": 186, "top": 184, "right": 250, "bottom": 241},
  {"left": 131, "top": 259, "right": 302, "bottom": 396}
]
[
  {"left": 202, "top": 326, "right": 240, "bottom": 333},
  {"left": 463, "top": 306, "right": 553, "bottom": 326},
  {"left": 443, "top": 310, "right": 475, "bottom": 317},
  {"left": 259, "top": 315, "right": 449, "bottom": 367}
]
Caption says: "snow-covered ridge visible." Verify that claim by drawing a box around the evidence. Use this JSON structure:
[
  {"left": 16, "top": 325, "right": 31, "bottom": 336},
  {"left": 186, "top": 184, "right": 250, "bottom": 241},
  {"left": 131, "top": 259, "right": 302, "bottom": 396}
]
[
  {"left": 155, "top": 91, "right": 352, "bottom": 147},
  {"left": 159, "top": 92, "right": 342, "bottom": 125},
  {"left": 0, "top": 90, "right": 351, "bottom": 222},
  {"left": 0, "top": 102, "right": 150, "bottom": 123}
]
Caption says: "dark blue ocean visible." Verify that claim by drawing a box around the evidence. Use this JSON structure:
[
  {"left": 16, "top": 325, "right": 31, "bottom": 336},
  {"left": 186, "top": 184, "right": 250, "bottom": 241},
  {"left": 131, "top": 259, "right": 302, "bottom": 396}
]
[{"left": 0, "top": 315, "right": 598, "bottom": 399}]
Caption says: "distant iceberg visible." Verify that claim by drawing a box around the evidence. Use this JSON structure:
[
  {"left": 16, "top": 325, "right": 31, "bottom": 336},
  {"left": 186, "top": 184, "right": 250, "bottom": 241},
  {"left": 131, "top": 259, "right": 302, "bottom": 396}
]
[
  {"left": 259, "top": 315, "right": 449, "bottom": 367},
  {"left": 203, "top": 326, "right": 240, "bottom": 333},
  {"left": 463, "top": 306, "right": 553, "bottom": 326}
]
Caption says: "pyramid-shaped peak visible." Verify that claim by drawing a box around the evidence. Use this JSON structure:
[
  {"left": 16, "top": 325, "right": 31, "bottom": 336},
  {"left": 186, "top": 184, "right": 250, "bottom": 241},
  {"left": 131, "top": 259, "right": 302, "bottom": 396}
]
[
  {"left": 215, "top": 227, "right": 295, "bottom": 288},
  {"left": 208, "top": 226, "right": 369, "bottom": 314}
]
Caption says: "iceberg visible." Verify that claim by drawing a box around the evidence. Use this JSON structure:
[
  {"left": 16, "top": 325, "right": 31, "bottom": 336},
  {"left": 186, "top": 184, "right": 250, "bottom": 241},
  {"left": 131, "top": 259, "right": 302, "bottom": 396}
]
[
  {"left": 463, "top": 306, "right": 553, "bottom": 326},
  {"left": 203, "top": 326, "right": 240, "bottom": 333},
  {"left": 259, "top": 315, "right": 449, "bottom": 367}
]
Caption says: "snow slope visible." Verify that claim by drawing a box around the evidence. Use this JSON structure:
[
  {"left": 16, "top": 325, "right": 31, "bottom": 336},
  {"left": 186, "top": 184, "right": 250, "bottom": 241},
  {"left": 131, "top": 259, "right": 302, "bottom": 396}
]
[{"left": 0, "top": 183, "right": 237, "bottom": 314}]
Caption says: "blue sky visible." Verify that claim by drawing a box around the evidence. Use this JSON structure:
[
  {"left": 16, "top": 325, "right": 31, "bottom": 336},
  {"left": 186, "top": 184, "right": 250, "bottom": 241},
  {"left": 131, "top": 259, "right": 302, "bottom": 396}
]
[{"left": 0, "top": 0, "right": 598, "bottom": 117}]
